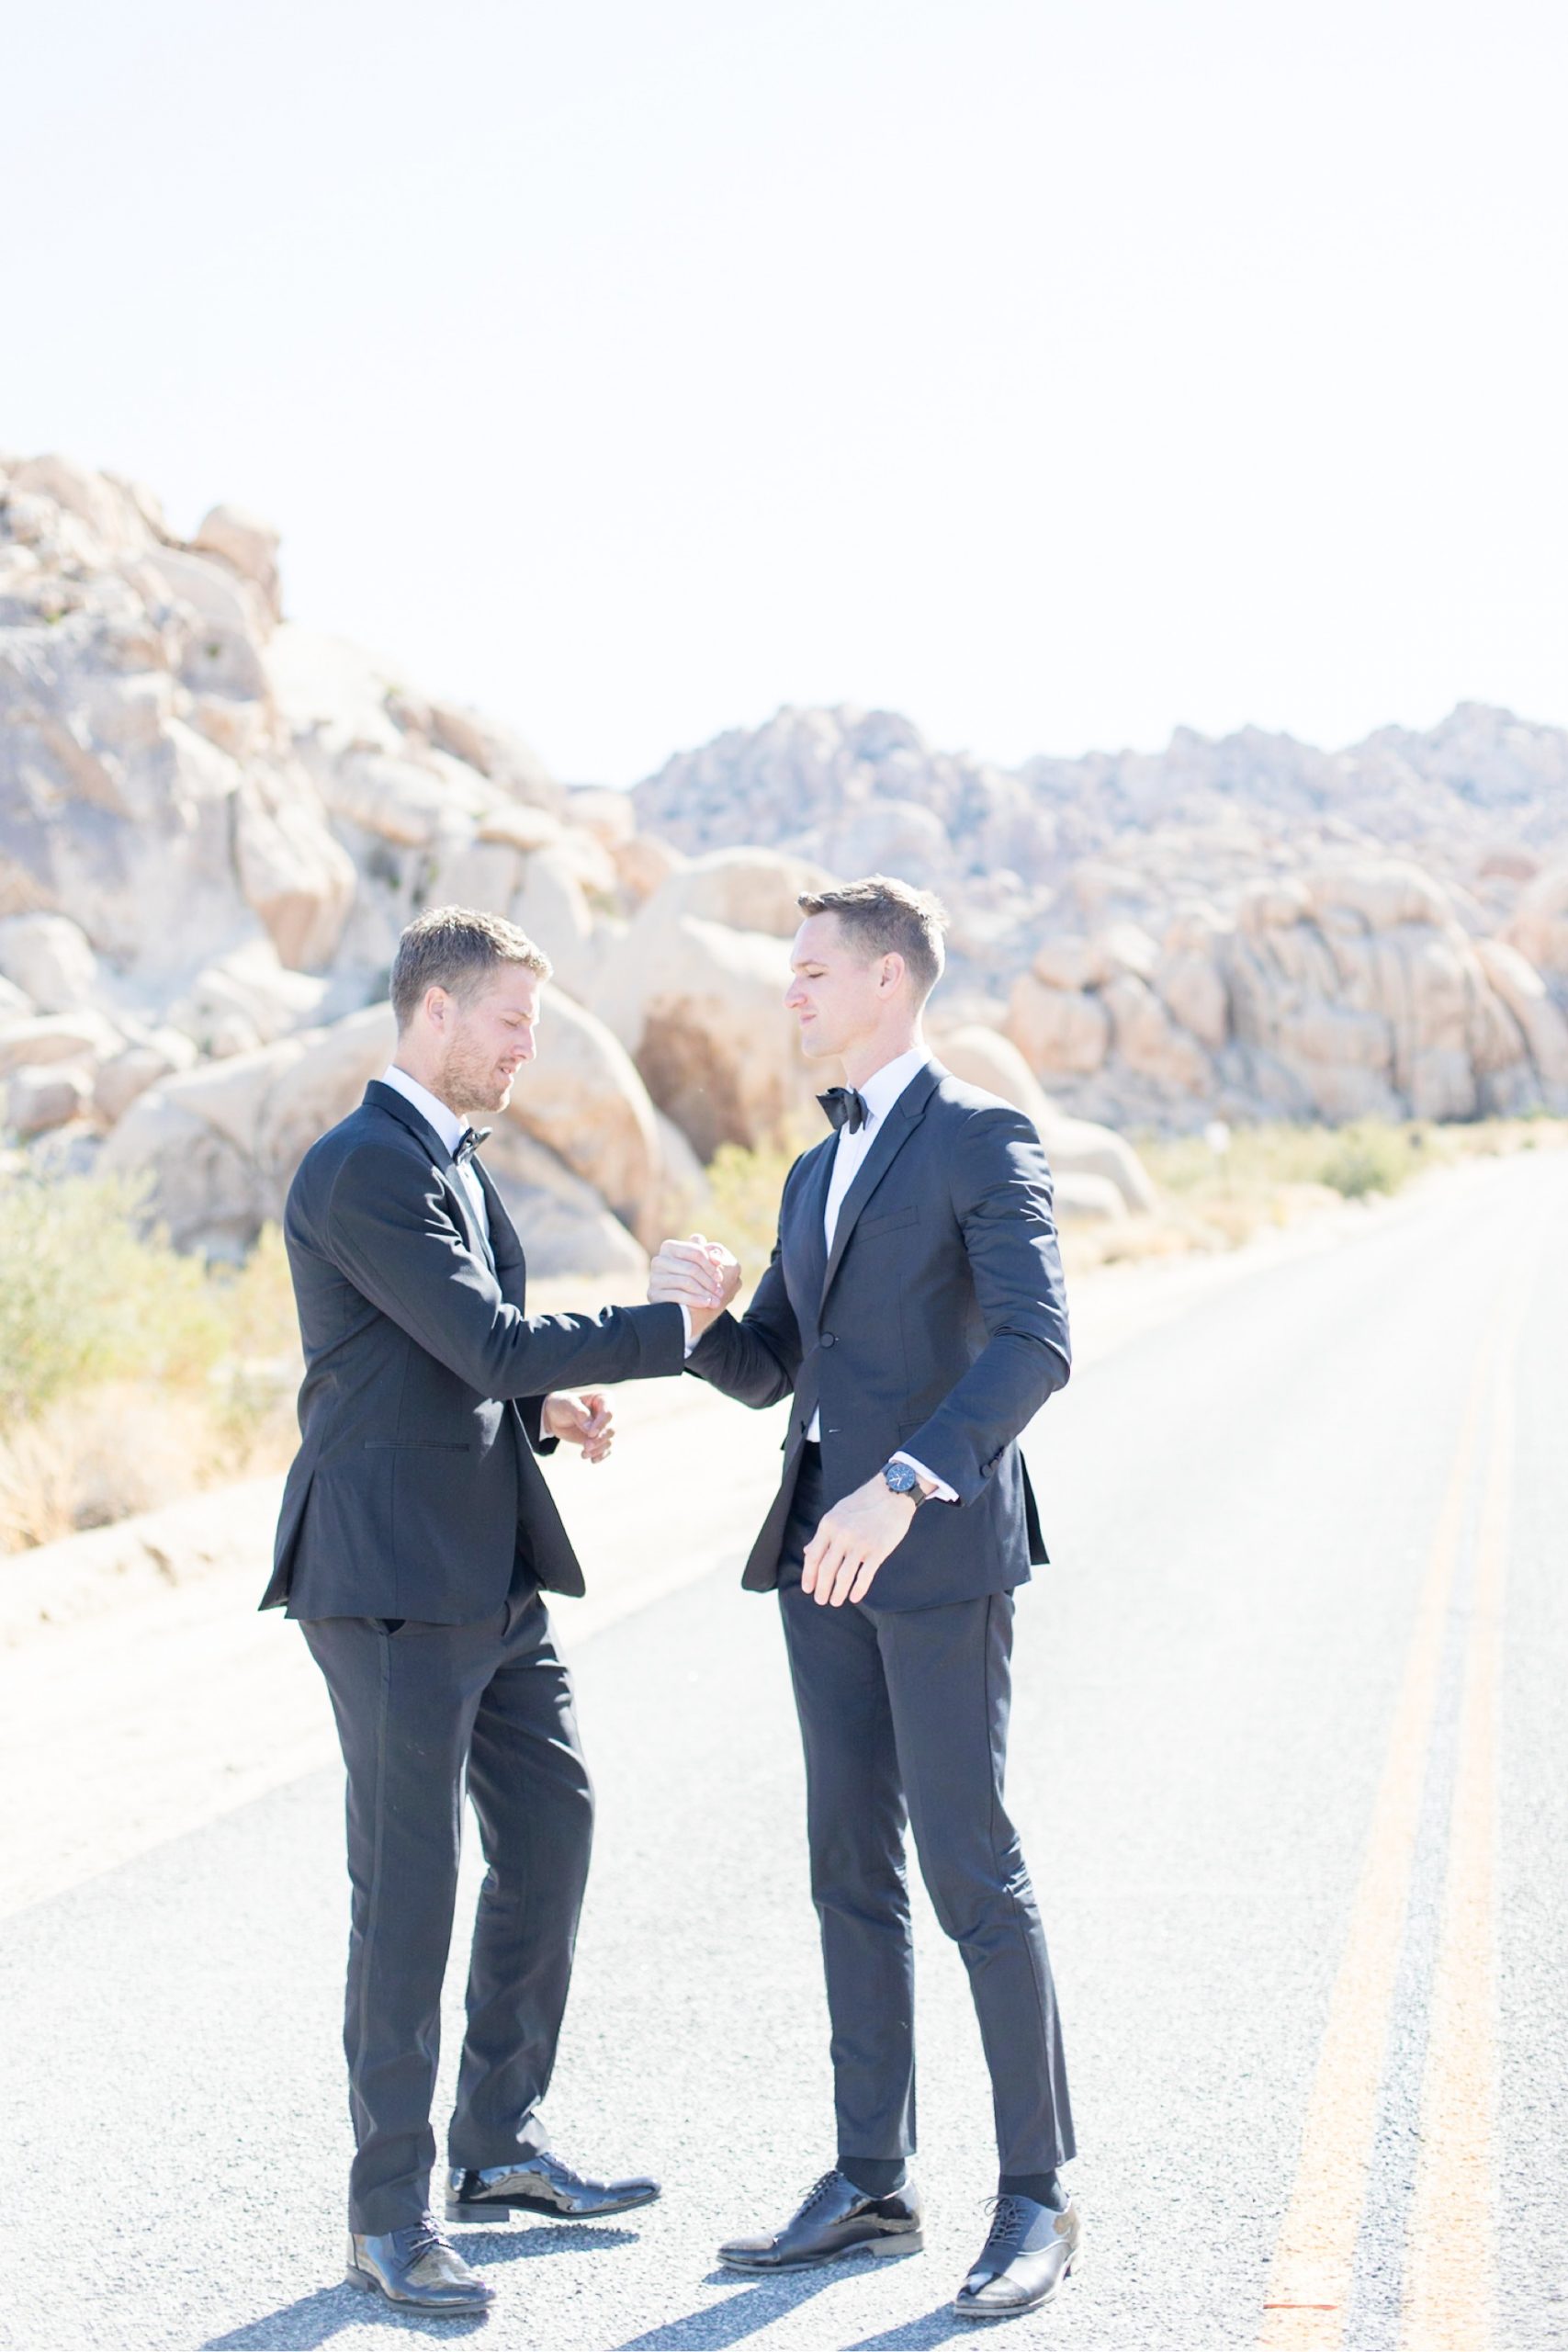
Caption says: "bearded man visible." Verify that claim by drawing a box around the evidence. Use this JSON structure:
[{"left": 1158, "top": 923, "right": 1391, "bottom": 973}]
[{"left": 265, "top": 906, "right": 687, "bottom": 2317}]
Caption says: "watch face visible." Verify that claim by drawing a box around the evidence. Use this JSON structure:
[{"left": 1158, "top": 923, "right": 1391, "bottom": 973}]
[{"left": 883, "top": 1461, "right": 918, "bottom": 1495}]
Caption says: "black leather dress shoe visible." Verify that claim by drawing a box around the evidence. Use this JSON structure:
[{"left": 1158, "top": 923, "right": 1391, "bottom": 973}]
[
  {"left": 345, "top": 2219, "right": 495, "bottom": 2313},
  {"left": 953, "top": 2193, "right": 1081, "bottom": 2318},
  {"left": 719, "top": 2169, "right": 924, "bottom": 2272},
  {"left": 446, "top": 2149, "right": 660, "bottom": 2223}
]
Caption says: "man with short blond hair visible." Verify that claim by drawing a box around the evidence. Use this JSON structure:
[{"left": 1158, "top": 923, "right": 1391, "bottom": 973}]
[{"left": 267, "top": 905, "right": 686, "bottom": 2318}]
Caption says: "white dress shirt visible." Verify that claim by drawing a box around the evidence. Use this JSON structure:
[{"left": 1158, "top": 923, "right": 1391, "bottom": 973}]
[
  {"left": 807, "top": 1047, "right": 955, "bottom": 1502},
  {"left": 379, "top": 1063, "right": 490, "bottom": 1250}
]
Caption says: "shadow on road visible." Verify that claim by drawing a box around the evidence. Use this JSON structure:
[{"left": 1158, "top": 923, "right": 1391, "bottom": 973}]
[
  {"left": 201, "top": 2227, "right": 639, "bottom": 2348},
  {"left": 202, "top": 2281, "right": 490, "bottom": 2346},
  {"left": 606, "top": 2264, "right": 853, "bottom": 2350},
  {"left": 839, "top": 2312, "right": 973, "bottom": 2351}
]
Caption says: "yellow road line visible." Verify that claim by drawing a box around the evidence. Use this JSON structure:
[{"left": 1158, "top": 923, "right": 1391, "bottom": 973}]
[
  {"left": 1257, "top": 1339, "right": 1495, "bottom": 2350},
  {"left": 1397, "top": 1357, "right": 1515, "bottom": 2352}
]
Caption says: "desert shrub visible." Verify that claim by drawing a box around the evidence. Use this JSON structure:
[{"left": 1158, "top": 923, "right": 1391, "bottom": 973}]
[
  {"left": 1316, "top": 1125, "right": 1414, "bottom": 1199},
  {"left": 702, "top": 1121, "right": 815, "bottom": 1287},
  {"left": 0, "top": 1175, "right": 300, "bottom": 1549},
  {"left": 0, "top": 1173, "right": 228, "bottom": 1424}
]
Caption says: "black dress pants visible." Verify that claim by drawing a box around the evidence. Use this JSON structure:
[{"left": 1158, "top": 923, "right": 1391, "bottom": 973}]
[
  {"left": 302, "top": 1579, "right": 592, "bottom": 2232},
  {"left": 777, "top": 1448, "right": 1075, "bottom": 2179}
]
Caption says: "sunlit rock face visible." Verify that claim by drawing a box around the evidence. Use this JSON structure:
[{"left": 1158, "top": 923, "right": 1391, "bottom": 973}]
[
  {"left": 0, "top": 452, "right": 682, "bottom": 1261},
  {"left": 635, "top": 703, "right": 1568, "bottom": 1125}
]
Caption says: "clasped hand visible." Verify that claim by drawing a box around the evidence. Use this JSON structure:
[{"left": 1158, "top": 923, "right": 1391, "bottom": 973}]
[
  {"left": 541, "top": 1390, "right": 615, "bottom": 1463},
  {"left": 648, "top": 1232, "right": 742, "bottom": 1336},
  {"left": 802, "top": 1476, "right": 918, "bottom": 1607}
]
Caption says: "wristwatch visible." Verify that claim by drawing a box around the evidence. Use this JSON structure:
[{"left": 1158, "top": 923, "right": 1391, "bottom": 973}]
[{"left": 881, "top": 1459, "right": 928, "bottom": 1504}]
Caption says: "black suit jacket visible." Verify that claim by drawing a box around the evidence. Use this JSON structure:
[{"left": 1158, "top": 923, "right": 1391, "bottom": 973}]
[
  {"left": 262, "top": 1080, "right": 685, "bottom": 1623},
  {"left": 686, "top": 1061, "right": 1071, "bottom": 1611}
]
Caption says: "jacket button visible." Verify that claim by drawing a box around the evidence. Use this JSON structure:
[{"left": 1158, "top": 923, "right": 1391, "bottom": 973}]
[{"left": 821, "top": 1332, "right": 836, "bottom": 1347}]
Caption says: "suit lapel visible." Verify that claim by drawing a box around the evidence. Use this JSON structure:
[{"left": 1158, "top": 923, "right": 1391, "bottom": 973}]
[
  {"left": 819, "top": 1060, "right": 942, "bottom": 1306},
  {"left": 475, "top": 1162, "right": 519, "bottom": 1295},
  {"left": 363, "top": 1080, "right": 494, "bottom": 1276},
  {"left": 786, "top": 1137, "right": 836, "bottom": 1312}
]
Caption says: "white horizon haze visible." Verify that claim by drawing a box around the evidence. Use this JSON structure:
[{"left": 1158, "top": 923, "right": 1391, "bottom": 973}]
[{"left": 4, "top": 0, "right": 1566, "bottom": 789}]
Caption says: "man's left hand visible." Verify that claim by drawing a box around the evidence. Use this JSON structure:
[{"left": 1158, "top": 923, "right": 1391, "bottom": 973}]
[
  {"left": 802, "top": 1476, "right": 919, "bottom": 1607},
  {"left": 542, "top": 1391, "right": 615, "bottom": 1463}
]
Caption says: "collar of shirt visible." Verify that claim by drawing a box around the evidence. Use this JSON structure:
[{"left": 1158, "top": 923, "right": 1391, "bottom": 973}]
[
  {"left": 379, "top": 1063, "right": 469, "bottom": 1159},
  {"left": 850, "top": 1046, "right": 931, "bottom": 1136}
]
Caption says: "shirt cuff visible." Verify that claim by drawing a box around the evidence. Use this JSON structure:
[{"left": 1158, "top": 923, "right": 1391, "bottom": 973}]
[
  {"left": 680, "top": 1304, "right": 695, "bottom": 1357},
  {"left": 891, "top": 1450, "right": 958, "bottom": 1505}
]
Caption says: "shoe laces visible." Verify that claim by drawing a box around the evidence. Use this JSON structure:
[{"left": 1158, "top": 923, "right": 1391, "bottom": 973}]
[
  {"left": 799, "top": 2170, "right": 847, "bottom": 2216},
  {"left": 980, "top": 2194, "right": 1032, "bottom": 2247},
  {"left": 400, "top": 2216, "right": 452, "bottom": 2264}
]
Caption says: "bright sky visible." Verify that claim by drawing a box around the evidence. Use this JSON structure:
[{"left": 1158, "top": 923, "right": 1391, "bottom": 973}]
[{"left": 5, "top": 2, "right": 1566, "bottom": 786}]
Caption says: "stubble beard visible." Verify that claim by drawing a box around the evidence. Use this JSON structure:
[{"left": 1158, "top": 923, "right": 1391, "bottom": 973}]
[{"left": 437, "top": 1037, "right": 514, "bottom": 1120}]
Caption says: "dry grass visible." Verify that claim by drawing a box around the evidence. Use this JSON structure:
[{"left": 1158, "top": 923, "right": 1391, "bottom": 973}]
[
  {"left": 1104, "top": 1113, "right": 1568, "bottom": 1263},
  {"left": 0, "top": 1178, "right": 299, "bottom": 1554}
]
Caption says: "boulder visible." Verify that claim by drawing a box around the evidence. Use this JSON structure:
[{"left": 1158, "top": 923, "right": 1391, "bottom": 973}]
[
  {"left": 1475, "top": 938, "right": 1568, "bottom": 1094},
  {"left": 508, "top": 990, "right": 663, "bottom": 1246},
  {"left": 1155, "top": 949, "right": 1230, "bottom": 1049},
  {"left": 0, "top": 1010, "right": 121, "bottom": 1079},
  {"left": 8, "top": 1063, "right": 89, "bottom": 1135},
  {"left": 639, "top": 847, "right": 833, "bottom": 940},
  {"left": 100, "top": 1004, "right": 396, "bottom": 1250},
  {"left": 916, "top": 1023, "right": 1158, "bottom": 1215},
  {"left": 164, "top": 942, "right": 329, "bottom": 1057},
  {"left": 591, "top": 914, "right": 808, "bottom": 1160},
  {"left": 319, "top": 750, "right": 456, "bottom": 849},
  {"left": 93, "top": 1037, "right": 196, "bottom": 1125},
  {"left": 474, "top": 802, "right": 565, "bottom": 854},
  {"left": 1033, "top": 1110, "right": 1159, "bottom": 1216},
  {"left": 0, "top": 913, "right": 98, "bottom": 1011},
  {"left": 473, "top": 1125, "right": 648, "bottom": 1279},
  {"left": 192, "top": 504, "right": 283, "bottom": 623},
  {"left": 567, "top": 786, "right": 637, "bottom": 846},
  {"left": 1505, "top": 859, "right": 1568, "bottom": 981},
  {"left": 1007, "top": 973, "right": 1111, "bottom": 1076},
  {"left": 612, "top": 832, "right": 685, "bottom": 907},
  {"left": 424, "top": 703, "right": 561, "bottom": 808},
  {"left": 934, "top": 1024, "right": 1059, "bottom": 1130},
  {"left": 1032, "top": 934, "right": 1107, "bottom": 992},
  {"left": 233, "top": 771, "right": 356, "bottom": 970},
  {"left": 1305, "top": 860, "right": 1453, "bottom": 933},
  {"left": 513, "top": 846, "right": 598, "bottom": 1000},
  {"left": 1053, "top": 1171, "right": 1128, "bottom": 1224},
  {"left": 1107, "top": 973, "right": 1201, "bottom": 1091},
  {"left": 650, "top": 1107, "right": 712, "bottom": 1227},
  {"left": 97, "top": 1094, "right": 259, "bottom": 1254}
]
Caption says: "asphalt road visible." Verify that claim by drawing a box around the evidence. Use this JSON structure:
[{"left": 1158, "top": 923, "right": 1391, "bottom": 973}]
[{"left": 2, "top": 1149, "right": 1564, "bottom": 2352}]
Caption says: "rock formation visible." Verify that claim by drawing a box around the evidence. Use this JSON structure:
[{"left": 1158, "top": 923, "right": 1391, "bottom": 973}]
[
  {"left": 635, "top": 704, "right": 1568, "bottom": 1128},
  {"left": 0, "top": 453, "right": 725, "bottom": 1263}
]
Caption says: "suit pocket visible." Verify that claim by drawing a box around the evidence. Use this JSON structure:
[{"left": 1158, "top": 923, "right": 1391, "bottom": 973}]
[{"left": 855, "top": 1203, "right": 919, "bottom": 1240}]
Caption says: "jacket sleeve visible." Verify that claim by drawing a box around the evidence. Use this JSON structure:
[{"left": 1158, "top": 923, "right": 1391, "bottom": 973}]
[
  {"left": 323, "top": 1142, "right": 686, "bottom": 1396},
  {"left": 684, "top": 1238, "right": 802, "bottom": 1408},
  {"left": 897, "top": 1106, "right": 1071, "bottom": 1504}
]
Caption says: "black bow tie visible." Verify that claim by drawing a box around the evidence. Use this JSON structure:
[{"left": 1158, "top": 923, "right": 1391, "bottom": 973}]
[
  {"left": 818, "top": 1087, "right": 869, "bottom": 1135},
  {"left": 453, "top": 1125, "right": 491, "bottom": 1168}
]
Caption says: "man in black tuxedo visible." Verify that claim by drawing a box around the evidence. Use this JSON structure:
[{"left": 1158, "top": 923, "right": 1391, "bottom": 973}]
[
  {"left": 265, "top": 905, "right": 688, "bottom": 2317},
  {"left": 652, "top": 876, "right": 1080, "bottom": 2322}
]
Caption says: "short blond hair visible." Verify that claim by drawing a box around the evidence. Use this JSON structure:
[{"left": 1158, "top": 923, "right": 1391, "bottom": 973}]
[{"left": 389, "top": 905, "right": 552, "bottom": 1031}]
